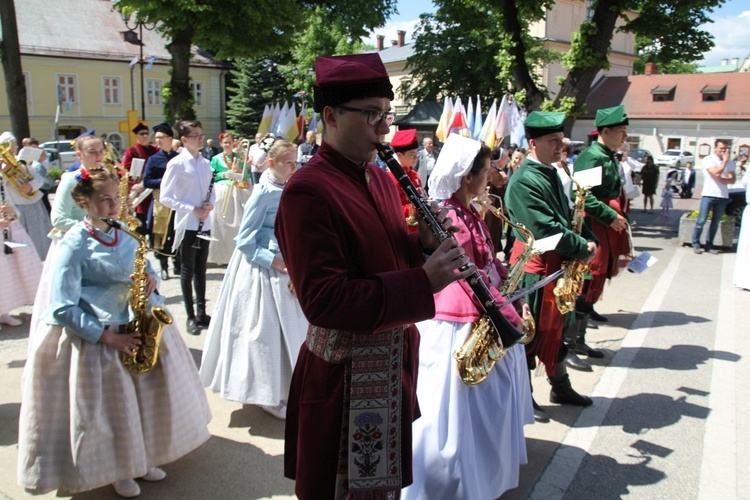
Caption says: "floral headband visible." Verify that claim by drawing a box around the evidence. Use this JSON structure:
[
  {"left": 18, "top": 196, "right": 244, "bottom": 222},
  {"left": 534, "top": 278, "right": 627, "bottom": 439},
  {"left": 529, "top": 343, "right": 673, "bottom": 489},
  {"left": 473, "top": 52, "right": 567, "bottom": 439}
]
[{"left": 74, "top": 167, "right": 91, "bottom": 183}]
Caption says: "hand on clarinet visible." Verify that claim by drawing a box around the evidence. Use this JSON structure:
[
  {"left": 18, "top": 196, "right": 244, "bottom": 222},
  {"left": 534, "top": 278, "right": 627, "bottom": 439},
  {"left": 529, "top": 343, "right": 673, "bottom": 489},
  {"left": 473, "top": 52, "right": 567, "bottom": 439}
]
[
  {"left": 418, "top": 201, "right": 459, "bottom": 250},
  {"left": 193, "top": 202, "right": 213, "bottom": 220},
  {"left": 423, "top": 238, "right": 476, "bottom": 293}
]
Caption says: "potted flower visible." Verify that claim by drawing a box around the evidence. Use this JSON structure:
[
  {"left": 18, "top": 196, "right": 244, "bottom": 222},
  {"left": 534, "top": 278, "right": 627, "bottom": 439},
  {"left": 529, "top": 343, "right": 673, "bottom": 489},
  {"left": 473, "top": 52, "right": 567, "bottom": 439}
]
[{"left": 679, "top": 210, "right": 735, "bottom": 248}]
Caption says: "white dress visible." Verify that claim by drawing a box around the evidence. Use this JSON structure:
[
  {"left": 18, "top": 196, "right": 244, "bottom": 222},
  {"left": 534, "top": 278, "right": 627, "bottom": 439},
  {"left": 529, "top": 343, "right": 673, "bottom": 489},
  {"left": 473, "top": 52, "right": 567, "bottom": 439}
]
[
  {"left": 206, "top": 180, "right": 251, "bottom": 265},
  {"left": 733, "top": 170, "right": 750, "bottom": 290},
  {"left": 200, "top": 173, "right": 307, "bottom": 405},
  {"left": 0, "top": 220, "right": 42, "bottom": 313},
  {"left": 18, "top": 223, "right": 211, "bottom": 495},
  {"left": 402, "top": 322, "right": 533, "bottom": 500}
]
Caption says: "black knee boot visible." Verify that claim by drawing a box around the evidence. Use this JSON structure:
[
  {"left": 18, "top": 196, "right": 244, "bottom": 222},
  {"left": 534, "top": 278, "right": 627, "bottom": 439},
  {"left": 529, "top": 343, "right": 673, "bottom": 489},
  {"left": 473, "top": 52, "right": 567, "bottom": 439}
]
[
  {"left": 529, "top": 370, "right": 550, "bottom": 423},
  {"left": 574, "top": 313, "right": 604, "bottom": 359},
  {"left": 549, "top": 362, "right": 593, "bottom": 407},
  {"left": 563, "top": 317, "right": 593, "bottom": 371}
]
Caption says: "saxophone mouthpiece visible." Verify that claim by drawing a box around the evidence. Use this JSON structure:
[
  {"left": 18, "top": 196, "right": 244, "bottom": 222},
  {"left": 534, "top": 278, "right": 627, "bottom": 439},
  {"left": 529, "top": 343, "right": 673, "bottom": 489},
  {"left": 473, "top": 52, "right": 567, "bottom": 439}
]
[{"left": 100, "top": 217, "right": 122, "bottom": 229}]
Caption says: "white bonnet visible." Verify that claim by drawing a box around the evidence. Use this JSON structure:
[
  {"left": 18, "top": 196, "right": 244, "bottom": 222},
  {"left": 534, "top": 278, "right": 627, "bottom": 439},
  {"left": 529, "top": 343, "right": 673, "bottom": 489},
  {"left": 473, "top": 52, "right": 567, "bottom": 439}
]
[
  {"left": 428, "top": 133, "right": 482, "bottom": 200},
  {"left": 0, "top": 131, "right": 16, "bottom": 144}
]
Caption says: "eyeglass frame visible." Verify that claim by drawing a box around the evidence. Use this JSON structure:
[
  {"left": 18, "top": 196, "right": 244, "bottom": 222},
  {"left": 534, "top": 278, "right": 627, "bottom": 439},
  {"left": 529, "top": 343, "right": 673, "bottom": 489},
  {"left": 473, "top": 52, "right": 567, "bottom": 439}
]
[
  {"left": 490, "top": 161, "right": 504, "bottom": 172},
  {"left": 337, "top": 105, "right": 396, "bottom": 127},
  {"left": 184, "top": 134, "right": 205, "bottom": 140}
]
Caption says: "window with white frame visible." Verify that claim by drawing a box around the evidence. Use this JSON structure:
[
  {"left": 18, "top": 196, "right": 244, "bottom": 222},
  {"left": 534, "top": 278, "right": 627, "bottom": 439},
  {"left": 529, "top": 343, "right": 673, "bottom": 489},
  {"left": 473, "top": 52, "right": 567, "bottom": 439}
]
[
  {"left": 23, "top": 72, "right": 31, "bottom": 103},
  {"left": 146, "top": 79, "right": 162, "bottom": 106},
  {"left": 106, "top": 133, "right": 124, "bottom": 154},
  {"left": 190, "top": 81, "right": 204, "bottom": 106},
  {"left": 57, "top": 74, "right": 77, "bottom": 104},
  {"left": 103, "top": 76, "right": 121, "bottom": 105}
]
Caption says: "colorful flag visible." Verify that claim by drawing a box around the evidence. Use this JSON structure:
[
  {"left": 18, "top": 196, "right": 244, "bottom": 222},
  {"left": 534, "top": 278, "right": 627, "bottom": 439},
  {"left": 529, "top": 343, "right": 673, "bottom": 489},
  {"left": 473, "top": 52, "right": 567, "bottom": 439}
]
[
  {"left": 435, "top": 96, "right": 453, "bottom": 143},
  {"left": 495, "top": 95, "right": 512, "bottom": 141},
  {"left": 466, "top": 97, "right": 475, "bottom": 139},
  {"left": 447, "top": 97, "right": 470, "bottom": 137},
  {"left": 128, "top": 55, "right": 139, "bottom": 68},
  {"left": 145, "top": 56, "right": 155, "bottom": 70},
  {"left": 276, "top": 104, "right": 299, "bottom": 142},
  {"left": 308, "top": 112, "right": 323, "bottom": 134},
  {"left": 257, "top": 104, "right": 272, "bottom": 135},
  {"left": 473, "top": 95, "right": 483, "bottom": 140},
  {"left": 479, "top": 99, "right": 498, "bottom": 148}
]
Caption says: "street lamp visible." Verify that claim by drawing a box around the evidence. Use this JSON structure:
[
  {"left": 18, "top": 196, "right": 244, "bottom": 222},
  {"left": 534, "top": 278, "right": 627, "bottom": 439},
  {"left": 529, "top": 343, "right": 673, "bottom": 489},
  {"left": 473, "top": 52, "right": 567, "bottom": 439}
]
[{"left": 121, "top": 12, "right": 155, "bottom": 121}]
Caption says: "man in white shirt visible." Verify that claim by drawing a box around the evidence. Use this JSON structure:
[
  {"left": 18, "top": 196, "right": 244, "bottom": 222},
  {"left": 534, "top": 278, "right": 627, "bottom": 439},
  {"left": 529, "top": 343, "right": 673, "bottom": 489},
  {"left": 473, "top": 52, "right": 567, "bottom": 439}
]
[
  {"left": 692, "top": 139, "right": 736, "bottom": 254},
  {"left": 160, "top": 120, "right": 216, "bottom": 334}
]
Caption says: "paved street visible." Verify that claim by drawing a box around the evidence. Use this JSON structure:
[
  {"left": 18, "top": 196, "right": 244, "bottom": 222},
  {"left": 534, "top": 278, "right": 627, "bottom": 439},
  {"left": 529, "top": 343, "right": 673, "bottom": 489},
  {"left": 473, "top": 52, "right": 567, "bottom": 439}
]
[{"left": 1, "top": 171, "right": 748, "bottom": 499}]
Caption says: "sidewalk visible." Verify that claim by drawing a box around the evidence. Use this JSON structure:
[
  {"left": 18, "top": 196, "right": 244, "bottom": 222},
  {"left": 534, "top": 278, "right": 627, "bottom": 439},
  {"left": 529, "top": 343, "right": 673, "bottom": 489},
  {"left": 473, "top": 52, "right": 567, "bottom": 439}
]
[{"left": 1, "top": 173, "right": 747, "bottom": 499}]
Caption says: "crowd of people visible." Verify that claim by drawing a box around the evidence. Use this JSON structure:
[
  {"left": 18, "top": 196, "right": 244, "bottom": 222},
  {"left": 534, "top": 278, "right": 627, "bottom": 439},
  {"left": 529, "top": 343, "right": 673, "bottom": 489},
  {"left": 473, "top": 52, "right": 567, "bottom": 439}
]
[{"left": 1, "top": 50, "right": 748, "bottom": 499}]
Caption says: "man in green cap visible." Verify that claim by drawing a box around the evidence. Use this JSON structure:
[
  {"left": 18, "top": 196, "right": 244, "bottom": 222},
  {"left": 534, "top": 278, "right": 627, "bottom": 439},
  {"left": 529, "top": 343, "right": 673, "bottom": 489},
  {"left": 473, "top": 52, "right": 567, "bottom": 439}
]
[
  {"left": 506, "top": 111, "right": 599, "bottom": 418},
  {"left": 572, "top": 105, "right": 631, "bottom": 329}
]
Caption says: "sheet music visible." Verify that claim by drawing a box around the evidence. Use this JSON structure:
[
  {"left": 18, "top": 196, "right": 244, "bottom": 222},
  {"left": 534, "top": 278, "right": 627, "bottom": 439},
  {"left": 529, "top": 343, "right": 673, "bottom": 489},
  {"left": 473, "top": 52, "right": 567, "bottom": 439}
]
[{"left": 130, "top": 158, "right": 145, "bottom": 180}]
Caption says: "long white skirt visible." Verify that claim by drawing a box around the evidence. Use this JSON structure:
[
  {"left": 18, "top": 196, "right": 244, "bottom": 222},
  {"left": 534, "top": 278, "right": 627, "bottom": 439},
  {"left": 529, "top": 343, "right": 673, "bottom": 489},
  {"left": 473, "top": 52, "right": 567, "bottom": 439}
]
[
  {"left": 207, "top": 182, "right": 251, "bottom": 265},
  {"left": 16, "top": 201, "right": 52, "bottom": 260},
  {"left": 200, "top": 247, "right": 308, "bottom": 405},
  {"left": 28, "top": 238, "right": 60, "bottom": 353},
  {"left": 0, "top": 221, "right": 42, "bottom": 313},
  {"left": 734, "top": 206, "right": 750, "bottom": 290},
  {"left": 402, "top": 320, "right": 533, "bottom": 500},
  {"left": 18, "top": 322, "right": 212, "bottom": 495}
]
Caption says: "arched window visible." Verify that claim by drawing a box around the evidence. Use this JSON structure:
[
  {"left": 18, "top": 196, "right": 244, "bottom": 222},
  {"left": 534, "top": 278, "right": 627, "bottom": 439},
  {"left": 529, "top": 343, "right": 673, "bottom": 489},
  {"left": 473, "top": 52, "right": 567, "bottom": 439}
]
[{"left": 106, "top": 133, "right": 124, "bottom": 155}]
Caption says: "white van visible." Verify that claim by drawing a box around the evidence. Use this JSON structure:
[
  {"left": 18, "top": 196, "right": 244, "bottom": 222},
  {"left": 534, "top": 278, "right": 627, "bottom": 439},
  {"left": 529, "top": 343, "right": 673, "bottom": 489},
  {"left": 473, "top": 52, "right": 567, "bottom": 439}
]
[{"left": 39, "top": 140, "right": 78, "bottom": 170}]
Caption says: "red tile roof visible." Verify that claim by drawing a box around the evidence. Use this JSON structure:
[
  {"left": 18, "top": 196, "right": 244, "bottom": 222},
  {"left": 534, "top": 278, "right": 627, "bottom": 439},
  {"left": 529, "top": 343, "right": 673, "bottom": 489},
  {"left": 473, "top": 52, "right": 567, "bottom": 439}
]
[{"left": 583, "top": 73, "right": 750, "bottom": 120}]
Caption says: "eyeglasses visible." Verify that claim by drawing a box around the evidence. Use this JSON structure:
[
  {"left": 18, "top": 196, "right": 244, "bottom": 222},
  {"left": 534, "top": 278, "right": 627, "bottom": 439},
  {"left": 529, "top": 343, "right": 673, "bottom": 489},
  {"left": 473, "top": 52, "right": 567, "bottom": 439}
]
[
  {"left": 338, "top": 105, "right": 395, "bottom": 127},
  {"left": 490, "top": 161, "right": 504, "bottom": 172},
  {"left": 154, "top": 135, "right": 170, "bottom": 140},
  {"left": 137, "top": 132, "right": 149, "bottom": 136},
  {"left": 185, "top": 134, "right": 205, "bottom": 139}
]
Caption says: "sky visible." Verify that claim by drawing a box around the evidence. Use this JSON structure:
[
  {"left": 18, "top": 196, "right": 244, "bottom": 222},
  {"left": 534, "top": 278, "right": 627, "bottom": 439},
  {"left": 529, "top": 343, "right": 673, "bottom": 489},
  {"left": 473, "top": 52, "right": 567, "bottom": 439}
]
[{"left": 363, "top": 0, "right": 750, "bottom": 67}]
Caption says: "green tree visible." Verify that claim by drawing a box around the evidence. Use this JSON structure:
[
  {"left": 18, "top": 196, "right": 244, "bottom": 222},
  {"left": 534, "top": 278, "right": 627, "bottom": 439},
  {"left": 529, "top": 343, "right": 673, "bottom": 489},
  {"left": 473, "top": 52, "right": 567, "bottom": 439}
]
[
  {"left": 406, "top": 0, "right": 723, "bottom": 131},
  {"left": 114, "top": 0, "right": 397, "bottom": 124},
  {"left": 0, "top": 0, "right": 30, "bottom": 140},
  {"left": 279, "top": 7, "right": 370, "bottom": 98},
  {"left": 225, "top": 55, "right": 290, "bottom": 137}
]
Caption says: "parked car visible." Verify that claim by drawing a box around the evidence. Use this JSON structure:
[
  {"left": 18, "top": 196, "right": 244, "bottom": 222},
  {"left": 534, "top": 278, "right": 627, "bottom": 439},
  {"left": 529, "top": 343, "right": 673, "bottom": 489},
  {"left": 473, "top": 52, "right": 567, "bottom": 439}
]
[
  {"left": 42, "top": 148, "right": 62, "bottom": 171},
  {"left": 628, "top": 148, "right": 652, "bottom": 185},
  {"left": 726, "top": 183, "right": 747, "bottom": 227},
  {"left": 655, "top": 149, "right": 694, "bottom": 168},
  {"left": 39, "top": 140, "right": 77, "bottom": 170}
]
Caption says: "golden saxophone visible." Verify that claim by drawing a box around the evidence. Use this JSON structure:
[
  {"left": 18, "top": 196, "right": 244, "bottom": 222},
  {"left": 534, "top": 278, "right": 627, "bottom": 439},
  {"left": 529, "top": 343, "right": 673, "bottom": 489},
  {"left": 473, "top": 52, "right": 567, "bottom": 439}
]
[
  {"left": 375, "top": 144, "right": 525, "bottom": 386},
  {"left": 102, "top": 217, "right": 173, "bottom": 374},
  {"left": 117, "top": 166, "right": 142, "bottom": 231},
  {"left": 0, "top": 143, "right": 36, "bottom": 201},
  {"left": 472, "top": 188, "right": 536, "bottom": 345},
  {"left": 553, "top": 177, "right": 590, "bottom": 314}
]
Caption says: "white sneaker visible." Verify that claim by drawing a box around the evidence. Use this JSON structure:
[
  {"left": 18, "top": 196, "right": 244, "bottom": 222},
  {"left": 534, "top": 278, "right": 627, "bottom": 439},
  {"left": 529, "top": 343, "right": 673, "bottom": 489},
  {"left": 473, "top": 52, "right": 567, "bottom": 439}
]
[
  {"left": 141, "top": 467, "right": 167, "bottom": 482},
  {"left": 0, "top": 314, "right": 21, "bottom": 326},
  {"left": 113, "top": 479, "right": 141, "bottom": 498},
  {"left": 260, "top": 402, "right": 287, "bottom": 420}
]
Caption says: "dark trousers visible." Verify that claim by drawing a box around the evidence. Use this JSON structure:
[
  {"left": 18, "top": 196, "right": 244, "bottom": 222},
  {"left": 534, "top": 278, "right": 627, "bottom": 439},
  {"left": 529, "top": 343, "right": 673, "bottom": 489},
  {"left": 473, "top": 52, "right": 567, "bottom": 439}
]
[
  {"left": 179, "top": 230, "right": 210, "bottom": 318},
  {"left": 156, "top": 211, "right": 179, "bottom": 272}
]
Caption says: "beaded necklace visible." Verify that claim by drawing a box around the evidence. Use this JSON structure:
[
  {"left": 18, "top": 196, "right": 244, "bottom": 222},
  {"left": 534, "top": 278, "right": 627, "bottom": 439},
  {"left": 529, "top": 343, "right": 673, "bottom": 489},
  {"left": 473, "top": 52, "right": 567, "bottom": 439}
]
[{"left": 83, "top": 219, "right": 118, "bottom": 247}]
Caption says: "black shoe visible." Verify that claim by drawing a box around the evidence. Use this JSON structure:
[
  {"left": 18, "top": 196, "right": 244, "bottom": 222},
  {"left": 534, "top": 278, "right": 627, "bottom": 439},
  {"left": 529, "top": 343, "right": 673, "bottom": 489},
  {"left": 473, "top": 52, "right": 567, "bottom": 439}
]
[
  {"left": 532, "top": 398, "right": 550, "bottom": 423},
  {"left": 196, "top": 314, "right": 212, "bottom": 327},
  {"left": 565, "top": 351, "right": 593, "bottom": 372},
  {"left": 574, "top": 340, "right": 605, "bottom": 359},
  {"left": 589, "top": 309, "right": 608, "bottom": 322},
  {"left": 160, "top": 269, "right": 169, "bottom": 281},
  {"left": 186, "top": 318, "right": 201, "bottom": 335},
  {"left": 549, "top": 374, "right": 593, "bottom": 406}
]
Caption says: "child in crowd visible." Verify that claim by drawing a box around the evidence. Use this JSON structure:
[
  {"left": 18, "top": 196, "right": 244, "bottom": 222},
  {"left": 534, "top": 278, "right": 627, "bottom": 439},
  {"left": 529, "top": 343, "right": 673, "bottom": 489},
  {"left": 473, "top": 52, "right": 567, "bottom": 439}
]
[
  {"left": 660, "top": 180, "right": 674, "bottom": 217},
  {"left": 18, "top": 168, "right": 211, "bottom": 498}
]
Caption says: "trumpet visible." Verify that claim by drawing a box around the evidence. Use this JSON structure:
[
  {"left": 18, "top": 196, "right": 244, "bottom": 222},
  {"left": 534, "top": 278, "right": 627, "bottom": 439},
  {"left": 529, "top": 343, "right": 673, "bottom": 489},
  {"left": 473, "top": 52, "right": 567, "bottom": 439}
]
[{"left": 0, "top": 143, "right": 36, "bottom": 201}]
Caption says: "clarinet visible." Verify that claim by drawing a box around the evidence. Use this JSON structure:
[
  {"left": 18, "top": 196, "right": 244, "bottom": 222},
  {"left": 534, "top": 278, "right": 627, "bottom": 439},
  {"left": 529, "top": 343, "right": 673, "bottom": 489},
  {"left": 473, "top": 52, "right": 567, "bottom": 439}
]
[
  {"left": 374, "top": 143, "right": 524, "bottom": 349},
  {"left": 191, "top": 174, "right": 215, "bottom": 249}
]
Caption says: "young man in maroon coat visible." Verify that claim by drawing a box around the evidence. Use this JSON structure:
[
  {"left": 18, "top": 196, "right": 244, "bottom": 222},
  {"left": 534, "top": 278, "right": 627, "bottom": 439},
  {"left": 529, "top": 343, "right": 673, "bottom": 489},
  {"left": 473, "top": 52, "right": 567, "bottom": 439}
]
[
  {"left": 122, "top": 122, "right": 158, "bottom": 231},
  {"left": 275, "top": 54, "right": 473, "bottom": 499}
]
